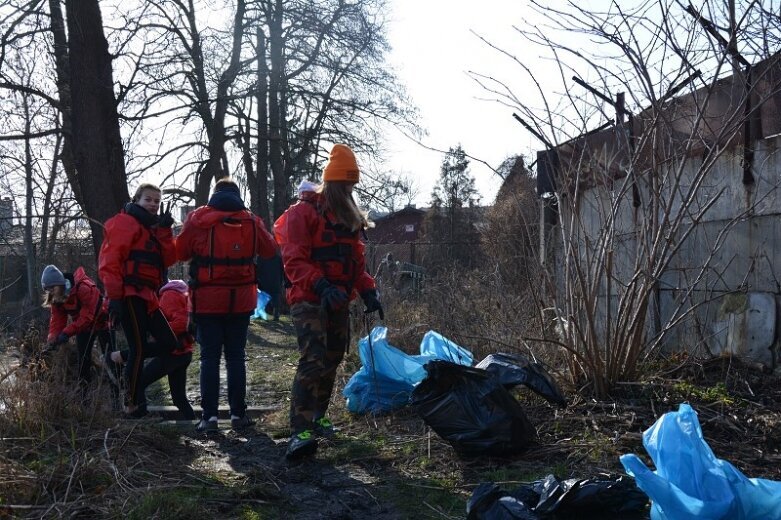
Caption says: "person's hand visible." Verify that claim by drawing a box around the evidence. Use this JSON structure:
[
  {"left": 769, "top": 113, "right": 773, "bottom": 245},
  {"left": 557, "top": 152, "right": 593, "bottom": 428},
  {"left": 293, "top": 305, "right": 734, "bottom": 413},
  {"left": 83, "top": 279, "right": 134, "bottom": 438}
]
[
  {"left": 314, "top": 278, "right": 349, "bottom": 311},
  {"left": 47, "top": 332, "right": 69, "bottom": 348},
  {"left": 158, "top": 201, "right": 174, "bottom": 228},
  {"left": 108, "top": 299, "right": 123, "bottom": 325},
  {"left": 360, "top": 289, "right": 384, "bottom": 320},
  {"left": 46, "top": 332, "right": 70, "bottom": 350}
]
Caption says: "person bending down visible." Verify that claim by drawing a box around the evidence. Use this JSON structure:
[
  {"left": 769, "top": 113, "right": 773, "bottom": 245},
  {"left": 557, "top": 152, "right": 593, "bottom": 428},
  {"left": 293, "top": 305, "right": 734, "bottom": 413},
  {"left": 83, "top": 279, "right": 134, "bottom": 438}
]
[{"left": 41, "top": 264, "right": 112, "bottom": 386}]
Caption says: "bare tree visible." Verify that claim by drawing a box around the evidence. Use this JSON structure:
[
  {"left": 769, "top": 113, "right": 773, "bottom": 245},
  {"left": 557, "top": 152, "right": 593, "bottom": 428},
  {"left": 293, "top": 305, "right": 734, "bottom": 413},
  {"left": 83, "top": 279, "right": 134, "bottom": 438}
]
[{"left": 473, "top": 0, "right": 781, "bottom": 395}]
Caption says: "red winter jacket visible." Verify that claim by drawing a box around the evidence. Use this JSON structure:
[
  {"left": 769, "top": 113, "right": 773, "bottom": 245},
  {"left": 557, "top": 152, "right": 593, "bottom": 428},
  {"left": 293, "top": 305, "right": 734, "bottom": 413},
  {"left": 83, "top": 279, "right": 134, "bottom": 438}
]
[
  {"left": 158, "top": 280, "right": 193, "bottom": 356},
  {"left": 176, "top": 206, "right": 276, "bottom": 315},
  {"left": 98, "top": 207, "right": 177, "bottom": 312},
  {"left": 47, "top": 267, "right": 108, "bottom": 342},
  {"left": 273, "top": 194, "right": 375, "bottom": 306}
]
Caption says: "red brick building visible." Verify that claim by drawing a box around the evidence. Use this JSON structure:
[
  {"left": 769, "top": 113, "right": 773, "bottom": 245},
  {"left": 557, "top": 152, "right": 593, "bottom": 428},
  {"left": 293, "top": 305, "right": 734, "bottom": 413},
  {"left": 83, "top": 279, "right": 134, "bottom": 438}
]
[{"left": 365, "top": 205, "right": 426, "bottom": 272}]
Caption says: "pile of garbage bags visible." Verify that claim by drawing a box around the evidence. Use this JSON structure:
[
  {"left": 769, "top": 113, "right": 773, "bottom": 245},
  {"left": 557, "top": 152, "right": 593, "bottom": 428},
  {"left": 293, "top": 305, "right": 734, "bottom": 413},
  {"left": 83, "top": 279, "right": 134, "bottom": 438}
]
[
  {"left": 343, "top": 327, "right": 566, "bottom": 456},
  {"left": 342, "top": 327, "right": 473, "bottom": 415}
]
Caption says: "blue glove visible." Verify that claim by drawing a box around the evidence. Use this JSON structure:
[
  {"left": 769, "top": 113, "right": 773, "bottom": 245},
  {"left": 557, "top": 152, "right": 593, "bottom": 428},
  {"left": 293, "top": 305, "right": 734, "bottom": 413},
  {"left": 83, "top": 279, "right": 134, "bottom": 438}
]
[
  {"left": 314, "top": 278, "right": 349, "bottom": 311},
  {"left": 360, "top": 289, "right": 384, "bottom": 320},
  {"left": 158, "top": 202, "right": 174, "bottom": 228}
]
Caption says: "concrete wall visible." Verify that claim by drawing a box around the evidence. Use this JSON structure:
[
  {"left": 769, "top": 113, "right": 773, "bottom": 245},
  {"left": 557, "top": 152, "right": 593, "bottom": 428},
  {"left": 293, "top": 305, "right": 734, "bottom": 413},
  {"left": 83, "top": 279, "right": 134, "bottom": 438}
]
[{"left": 547, "top": 135, "right": 781, "bottom": 364}]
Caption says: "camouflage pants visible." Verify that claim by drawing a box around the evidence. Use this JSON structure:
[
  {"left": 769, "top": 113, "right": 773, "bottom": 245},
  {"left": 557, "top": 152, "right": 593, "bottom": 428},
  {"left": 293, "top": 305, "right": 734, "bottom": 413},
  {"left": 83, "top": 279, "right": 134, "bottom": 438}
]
[{"left": 289, "top": 302, "right": 350, "bottom": 433}]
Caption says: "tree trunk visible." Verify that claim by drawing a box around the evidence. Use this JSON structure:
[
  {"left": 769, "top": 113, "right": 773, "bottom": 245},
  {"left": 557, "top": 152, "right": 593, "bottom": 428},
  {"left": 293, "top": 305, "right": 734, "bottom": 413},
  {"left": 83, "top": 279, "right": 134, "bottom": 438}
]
[
  {"left": 39, "top": 133, "right": 62, "bottom": 262},
  {"left": 268, "top": 0, "right": 287, "bottom": 219},
  {"left": 48, "top": 0, "right": 83, "bottom": 211},
  {"left": 65, "top": 0, "right": 129, "bottom": 255},
  {"left": 23, "top": 95, "right": 36, "bottom": 302},
  {"left": 256, "top": 24, "right": 270, "bottom": 224},
  {"left": 191, "top": 0, "right": 246, "bottom": 204},
  {"left": 239, "top": 116, "right": 256, "bottom": 209}
]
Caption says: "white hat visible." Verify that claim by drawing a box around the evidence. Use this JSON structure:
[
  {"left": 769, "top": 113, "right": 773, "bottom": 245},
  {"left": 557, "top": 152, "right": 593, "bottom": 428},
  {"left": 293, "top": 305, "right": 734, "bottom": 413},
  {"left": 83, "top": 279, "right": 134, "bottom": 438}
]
[{"left": 297, "top": 180, "right": 318, "bottom": 196}]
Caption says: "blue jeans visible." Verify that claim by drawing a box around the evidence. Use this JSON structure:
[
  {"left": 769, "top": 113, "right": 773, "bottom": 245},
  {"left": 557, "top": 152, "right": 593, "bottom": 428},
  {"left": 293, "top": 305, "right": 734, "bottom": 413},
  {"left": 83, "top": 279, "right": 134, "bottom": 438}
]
[{"left": 196, "top": 315, "right": 250, "bottom": 420}]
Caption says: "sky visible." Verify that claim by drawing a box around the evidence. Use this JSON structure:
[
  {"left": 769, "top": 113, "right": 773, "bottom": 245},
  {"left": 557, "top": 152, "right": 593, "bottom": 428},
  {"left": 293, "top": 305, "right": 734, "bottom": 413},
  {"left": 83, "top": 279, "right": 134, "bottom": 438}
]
[{"left": 384, "top": 0, "right": 538, "bottom": 206}]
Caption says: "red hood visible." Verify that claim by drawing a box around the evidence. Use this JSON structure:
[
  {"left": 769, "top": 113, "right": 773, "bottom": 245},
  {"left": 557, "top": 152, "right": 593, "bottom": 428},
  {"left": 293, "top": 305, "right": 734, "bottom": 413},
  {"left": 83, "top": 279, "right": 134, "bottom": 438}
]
[
  {"left": 187, "top": 206, "right": 251, "bottom": 229},
  {"left": 72, "top": 266, "right": 89, "bottom": 285}
]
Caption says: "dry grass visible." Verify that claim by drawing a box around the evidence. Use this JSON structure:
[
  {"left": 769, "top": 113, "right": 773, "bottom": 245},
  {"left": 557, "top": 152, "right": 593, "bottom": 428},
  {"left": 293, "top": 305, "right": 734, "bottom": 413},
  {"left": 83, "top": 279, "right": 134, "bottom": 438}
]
[
  {"left": 0, "top": 329, "right": 208, "bottom": 518},
  {"left": 2, "top": 314, "right": 781, "bottom": 519}
]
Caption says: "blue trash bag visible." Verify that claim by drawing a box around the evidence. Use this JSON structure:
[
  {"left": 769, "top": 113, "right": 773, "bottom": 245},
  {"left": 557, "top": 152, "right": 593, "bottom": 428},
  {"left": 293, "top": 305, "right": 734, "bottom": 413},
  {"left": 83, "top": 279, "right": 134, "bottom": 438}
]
[
  {"left": 343, "top": 369, "right": 417, "bottom": 415},
  {"left": 251, "top": 290, "right": 271, "bottom": 320},
  {"left": 420, "top": 330, "right": 473, "bottom": 366},
  {"left": 343, "top": 326, "right": 473, "bottom": 415},
  {"left": 620, "top": 403, "right": 781, "bottom": 520}
]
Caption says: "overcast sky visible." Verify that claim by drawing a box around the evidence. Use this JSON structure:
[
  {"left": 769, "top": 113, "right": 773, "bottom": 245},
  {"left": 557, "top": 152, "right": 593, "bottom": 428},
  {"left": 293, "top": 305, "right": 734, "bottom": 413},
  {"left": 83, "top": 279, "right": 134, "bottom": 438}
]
[{"left": 384, "top": 0, "right": 537, "bottom": 206}]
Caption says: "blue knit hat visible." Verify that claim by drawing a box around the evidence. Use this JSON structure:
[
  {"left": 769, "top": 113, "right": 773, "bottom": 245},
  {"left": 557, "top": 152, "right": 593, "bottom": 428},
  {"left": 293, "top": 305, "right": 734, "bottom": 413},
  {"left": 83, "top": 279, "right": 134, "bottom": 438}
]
[{"left": 41, "top": 265, "right": 66, "bottom": 289}]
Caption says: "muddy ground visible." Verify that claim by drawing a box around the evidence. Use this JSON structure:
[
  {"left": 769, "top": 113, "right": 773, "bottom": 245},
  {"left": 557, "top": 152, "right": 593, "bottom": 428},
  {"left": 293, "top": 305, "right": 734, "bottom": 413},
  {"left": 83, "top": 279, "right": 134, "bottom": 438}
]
[{"left": 2, "top": 317, "right": 781, "bottom": 519}]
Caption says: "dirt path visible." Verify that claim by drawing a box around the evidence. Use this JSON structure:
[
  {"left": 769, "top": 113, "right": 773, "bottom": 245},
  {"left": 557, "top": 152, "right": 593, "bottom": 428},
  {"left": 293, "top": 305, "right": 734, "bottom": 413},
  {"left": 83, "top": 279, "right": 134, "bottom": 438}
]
[
  {"left": 169, "top": 318, "right": 408, "bottom": 519},
  {"left": 185, "top": 430, "right": 401, "bottom": 519}
]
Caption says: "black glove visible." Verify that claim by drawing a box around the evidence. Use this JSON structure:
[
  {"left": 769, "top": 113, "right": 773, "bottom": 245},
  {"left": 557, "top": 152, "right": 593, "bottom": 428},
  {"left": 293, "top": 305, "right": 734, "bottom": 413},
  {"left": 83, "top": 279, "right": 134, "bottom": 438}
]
[
  {"left": 187, "top": 320, "right": 197, "bottom": 337},
  {"left": 108, "top": 299, "right": 123, "bottom": 325},
  {"left": 50, "top": 332, "right": 69, "bottom": 347},
  {"left": 361, "top": 289, "right": 384, "bottom": 320},
  {"left": 314, "top": 278, "right": 348, "bottom": 311},
  {"left": 158, "top": 201, "right": 174, "bottom": 228}
]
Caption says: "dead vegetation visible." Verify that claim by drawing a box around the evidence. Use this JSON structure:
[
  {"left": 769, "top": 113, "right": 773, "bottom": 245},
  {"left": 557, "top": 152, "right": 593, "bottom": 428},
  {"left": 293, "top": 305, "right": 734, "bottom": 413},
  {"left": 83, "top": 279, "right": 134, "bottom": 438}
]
[{"left": 1, "top": 316, "right": 781, "bottom": 518}]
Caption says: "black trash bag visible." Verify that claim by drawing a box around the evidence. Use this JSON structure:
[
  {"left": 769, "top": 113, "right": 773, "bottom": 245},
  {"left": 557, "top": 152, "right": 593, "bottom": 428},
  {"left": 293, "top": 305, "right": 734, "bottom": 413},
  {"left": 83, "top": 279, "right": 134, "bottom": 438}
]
[
  {"left": 411, "top": 360, "right": 536, "bottom": 457},
  {"left": 532, "top": 474, "right": 648, "bottom": 516},
  {"left": 467, "top": 483, "right": 541, "bottom": 520},
  {"left": 475, "top": 353, "right": 567, "bottom": 408},
  {"left": 466, "top": 474, "right": 649, "bottom": 519}
]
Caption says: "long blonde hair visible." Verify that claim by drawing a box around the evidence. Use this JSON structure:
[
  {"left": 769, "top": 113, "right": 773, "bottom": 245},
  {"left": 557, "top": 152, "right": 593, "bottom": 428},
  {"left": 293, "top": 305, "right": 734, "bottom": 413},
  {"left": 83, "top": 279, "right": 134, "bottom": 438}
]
[
  {"left": 42, "top": 286, "right": 67, "bottom": 307},
  {"left": 319, "top": 181, "right": 368, "bottom": 232}
]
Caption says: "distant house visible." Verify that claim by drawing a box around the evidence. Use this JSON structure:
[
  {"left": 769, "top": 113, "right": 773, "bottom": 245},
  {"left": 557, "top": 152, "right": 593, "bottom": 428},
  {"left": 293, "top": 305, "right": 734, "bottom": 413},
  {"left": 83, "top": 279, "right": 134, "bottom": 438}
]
[{"left": 365, "top": 205, "right": 426, "bottom": 271}]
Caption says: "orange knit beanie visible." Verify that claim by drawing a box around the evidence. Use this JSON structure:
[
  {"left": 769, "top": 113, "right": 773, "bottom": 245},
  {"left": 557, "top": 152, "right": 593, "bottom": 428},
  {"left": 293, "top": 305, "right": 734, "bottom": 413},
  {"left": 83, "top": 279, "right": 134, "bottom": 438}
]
[{"left": 323, "top": 144, "right": 360, "bottom": 183}]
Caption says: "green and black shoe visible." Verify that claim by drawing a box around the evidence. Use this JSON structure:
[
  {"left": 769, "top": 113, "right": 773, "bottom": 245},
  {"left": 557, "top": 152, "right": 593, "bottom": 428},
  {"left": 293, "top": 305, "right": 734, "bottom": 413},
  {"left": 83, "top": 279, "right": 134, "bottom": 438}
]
[
  {"left": 286, "top": 430, "right": 318, "bottom": 459},
  {"left": 313, "top": 416, "right": 338, "bottom": 438}
]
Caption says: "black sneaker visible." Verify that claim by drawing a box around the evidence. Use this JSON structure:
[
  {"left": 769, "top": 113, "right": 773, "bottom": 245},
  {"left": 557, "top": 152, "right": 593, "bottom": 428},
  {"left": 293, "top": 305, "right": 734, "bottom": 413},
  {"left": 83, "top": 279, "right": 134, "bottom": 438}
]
[
  {"left": 285, "top": 430, "right": 318, "bottom": 459},
  {"left": 231, "top": 415, "right": 255, "bottom": 431},
  {"left": 313, "top": 416, "right": 337, "bottom": 438},
  {"left": 196, "top": 419, "right": 218, "bottom": 433}
]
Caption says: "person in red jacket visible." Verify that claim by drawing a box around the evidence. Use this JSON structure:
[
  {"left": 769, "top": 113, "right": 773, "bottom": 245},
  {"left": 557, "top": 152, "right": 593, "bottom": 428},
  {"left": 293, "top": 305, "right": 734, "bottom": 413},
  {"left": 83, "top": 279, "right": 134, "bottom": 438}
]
[
  {"left": 41, "top": 264, "right": 111, "bottom": 385},
  {"left": 274, "top": 143, "right": 384, "bottom": 459},
  {"left": 106, "top": 280, "right": 195, "bottom": 419},
  {"left": 98, "top": 183, "right": 179, "bottom": 417},
  {"left": 176, "top": 178, "right": 277, "bottom": 432}
]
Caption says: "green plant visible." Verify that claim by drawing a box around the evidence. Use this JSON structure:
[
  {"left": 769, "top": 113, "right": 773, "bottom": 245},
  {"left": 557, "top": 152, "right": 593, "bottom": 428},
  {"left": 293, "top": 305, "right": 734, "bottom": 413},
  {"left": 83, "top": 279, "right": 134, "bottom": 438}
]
[
  {"left": 127, "top": 490, "right": 201, "bottom": 520},
  {"left": 673, "top": 382, "right": 735, "bottom": 405}
]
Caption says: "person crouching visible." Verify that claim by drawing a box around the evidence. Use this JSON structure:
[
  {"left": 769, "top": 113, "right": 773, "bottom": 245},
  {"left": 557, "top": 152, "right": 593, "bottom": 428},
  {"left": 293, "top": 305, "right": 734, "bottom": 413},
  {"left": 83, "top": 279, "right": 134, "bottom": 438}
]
[{"left": 41, "top": 264, "right": 112, "bottom": 386}]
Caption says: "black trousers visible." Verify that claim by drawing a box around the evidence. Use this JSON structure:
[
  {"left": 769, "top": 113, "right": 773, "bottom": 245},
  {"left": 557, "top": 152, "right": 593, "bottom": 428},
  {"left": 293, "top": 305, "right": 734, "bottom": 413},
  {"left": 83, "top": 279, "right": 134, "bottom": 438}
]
[
  {"left": 120, "top": 348, "right": 194, "bottom": 420},
  {"left": 117, "top": 295, "right": 177, "bottom": 407},
  {"left": 74, "top": 328, "right": 113, "bottom": 384}
]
